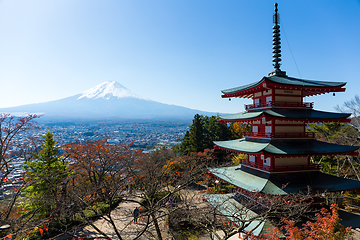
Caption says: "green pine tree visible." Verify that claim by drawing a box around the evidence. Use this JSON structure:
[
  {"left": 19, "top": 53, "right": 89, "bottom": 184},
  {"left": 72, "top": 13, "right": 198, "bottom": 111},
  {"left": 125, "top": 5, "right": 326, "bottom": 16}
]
[
  {"left": 180, "top": 114, "right": 232, "bottom": 154},
  {"left": 23, "top": 131, "right": 69, "bottom": 217},
  {"left": 187, "top": 114, "right": 206, "bottom": 153}
]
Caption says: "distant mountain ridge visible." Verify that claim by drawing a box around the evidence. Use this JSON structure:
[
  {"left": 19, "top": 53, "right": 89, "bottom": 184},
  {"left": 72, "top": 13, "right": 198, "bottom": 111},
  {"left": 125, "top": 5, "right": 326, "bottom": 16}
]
[{"left": 0, "top": 81, "right": 216, "bottom": 122}]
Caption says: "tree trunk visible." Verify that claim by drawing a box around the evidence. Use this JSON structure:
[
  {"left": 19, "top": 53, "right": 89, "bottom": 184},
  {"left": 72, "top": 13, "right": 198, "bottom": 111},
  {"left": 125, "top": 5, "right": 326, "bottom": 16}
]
[{"left": 150, "top": 212, "right": 163, "bottom": 240}]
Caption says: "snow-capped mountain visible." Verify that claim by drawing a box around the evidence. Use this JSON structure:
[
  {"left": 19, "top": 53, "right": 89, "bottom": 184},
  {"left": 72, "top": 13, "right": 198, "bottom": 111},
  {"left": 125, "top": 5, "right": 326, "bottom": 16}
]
[
  {"left": 78, "top": 81, "right": 145, "bottom": 100},
  {"left": 0, "top": 81, "right": 215, "bottom": 122}
]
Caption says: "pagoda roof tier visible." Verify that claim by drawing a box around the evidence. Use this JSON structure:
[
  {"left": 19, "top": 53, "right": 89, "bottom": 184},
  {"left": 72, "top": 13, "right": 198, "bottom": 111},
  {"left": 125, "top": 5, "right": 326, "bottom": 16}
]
[
  {"left": 209, "top": 166, "right": 360, "bottom": 195},
  {"left": 219, "top": 109, "right": 351, "bottom": 123},
  {"left": 214, "top": 138, "right": 359, "bottom": 156},
  {"left": 221, "top": 76, "right": 346, "bottom": 98}
]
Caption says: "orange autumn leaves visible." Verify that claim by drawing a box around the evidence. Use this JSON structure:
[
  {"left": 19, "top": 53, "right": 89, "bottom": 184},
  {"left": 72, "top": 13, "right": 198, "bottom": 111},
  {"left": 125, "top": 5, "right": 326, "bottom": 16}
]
[{"left": 249, "top": 204, "right": 352, "bottom": 240}]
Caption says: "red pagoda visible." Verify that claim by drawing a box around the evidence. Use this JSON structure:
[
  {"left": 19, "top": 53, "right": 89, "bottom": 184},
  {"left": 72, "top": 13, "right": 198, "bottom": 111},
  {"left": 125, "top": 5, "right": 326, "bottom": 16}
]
[{"left": 205, "top": 3, "right": 360, "bottom": 238}]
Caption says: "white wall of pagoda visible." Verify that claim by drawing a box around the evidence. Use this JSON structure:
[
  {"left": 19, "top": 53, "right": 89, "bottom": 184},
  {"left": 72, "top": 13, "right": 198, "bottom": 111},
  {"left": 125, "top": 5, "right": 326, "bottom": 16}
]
[
  {"left": 242, "top": 154, "right": 313, "bottom": 173},
  {"left": 251, "top": 88, "right": 304, "bottom": 108}
]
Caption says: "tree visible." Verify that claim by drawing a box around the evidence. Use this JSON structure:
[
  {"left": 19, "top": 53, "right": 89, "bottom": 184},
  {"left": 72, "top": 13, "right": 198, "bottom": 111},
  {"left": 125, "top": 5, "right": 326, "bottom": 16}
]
[
  {"left": 337, "top": 95, "right": 360, "bottom": 130},
  {"left": 307, "top": 122, "right": 358, "bottom": 146},
  {"left": 184, "top": 114, "right": 206, "bottom": 153},
  {"left": 164, "top": 182, "right": 321, "bottom": 240},
  {"left": 231, "top": 153, "right": 248, "bottom": 166},
  {"left": 230, "top": 122, "right": 250, "bottom": 139},
  {"left": 23, "top": 131, "right": 69, "bottom": 219},
  {"left": 0, "top": 113, "right": 39, "bottom": 238},
  {"left": 307, "top": 122, "right": 360, "bottom": 180},
  {"left": 204, "top": 115, "right": 232, "bottom": 147},
  {"left": 64, "top": 138, "right": 134, "bottom": 202},
  {"left": 62, "top": 138, "right": 138, "bottom": 239},
  {"left": 131, "top": 149, "right": 212, "bottom": 240},
  {"left": 248, "top": 204, "right": 352, "bottom": 240},
  {"left": 180, "top": 114, "right": 232, "bottom": 154},
  {"left": 0, "top": 113, "right": 39, "bottom": 180},
  {"left": 61, "top": 139, "right": 212, "bottom": 240}
]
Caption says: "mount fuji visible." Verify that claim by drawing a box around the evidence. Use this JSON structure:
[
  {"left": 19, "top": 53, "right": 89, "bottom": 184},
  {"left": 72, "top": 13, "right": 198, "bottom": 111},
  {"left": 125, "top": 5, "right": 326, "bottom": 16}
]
[{"left": 0, "top": 81, "right": 215, "bottom": 122}]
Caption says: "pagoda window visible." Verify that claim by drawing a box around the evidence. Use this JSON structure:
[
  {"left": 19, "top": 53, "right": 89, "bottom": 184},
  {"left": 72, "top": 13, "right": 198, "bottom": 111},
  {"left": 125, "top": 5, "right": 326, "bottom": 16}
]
[
  {"left": 254, "top": 98, "right": 260, "bottom": 107},
  {"left": 261, "top": 117, "right": 267, "bottom": 124},
  {"left": 249, "top": 155, "right": 255, "bottom": 162},
  {"left": 260, "top": 155, "right": 271, "bottom": 167},
  {"left": 265, "top": 126, "right": 272, "bottom": 133},
  {"left": 266, "top": 96, "right": 272, "bottom": 103},
  {"left": 252, "top": 126, "right": 258, "bottom": 135},
  {"left": 263, "top": 157, "right": 271, "bottom": 166}
]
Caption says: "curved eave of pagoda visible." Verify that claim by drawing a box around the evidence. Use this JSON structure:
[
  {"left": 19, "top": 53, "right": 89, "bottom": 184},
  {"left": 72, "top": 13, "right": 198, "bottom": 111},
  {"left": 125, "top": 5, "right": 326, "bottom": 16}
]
[
  {"left": 218, "top": 109, "right": 351, "bottom": 123},
  {"left": 213, "top": 138, "right": 359, "bottom": 157},
  {"left": 221, "top": 76, "right": 346, "bottom": 98},
  {"left": 208, "top": 166, "right": 360, "bottom": 195}
]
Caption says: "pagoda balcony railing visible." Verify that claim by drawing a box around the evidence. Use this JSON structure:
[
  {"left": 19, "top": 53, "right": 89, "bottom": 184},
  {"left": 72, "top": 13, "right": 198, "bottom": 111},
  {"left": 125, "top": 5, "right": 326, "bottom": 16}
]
[
  {"left": 241, "top": 160, "right": 320, "bottom": 172},
  {"left": 245, "top": 101, "right": 313, "bottom": 110},
  {"left": 245, "top": 132, "right": 315, "bottom": 139},
  {"left": 234, "top": 187, "right": 325, "bottom": 207}
]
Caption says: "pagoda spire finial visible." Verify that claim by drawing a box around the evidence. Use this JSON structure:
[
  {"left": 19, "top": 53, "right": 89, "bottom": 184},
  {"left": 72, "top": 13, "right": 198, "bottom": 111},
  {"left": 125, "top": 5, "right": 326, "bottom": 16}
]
[{"left": 268, "top": 3, "right": 287, "bottom": 77}]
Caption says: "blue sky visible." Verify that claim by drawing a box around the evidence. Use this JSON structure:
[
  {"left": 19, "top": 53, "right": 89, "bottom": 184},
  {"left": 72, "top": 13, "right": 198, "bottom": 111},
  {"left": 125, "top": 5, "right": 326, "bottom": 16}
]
[{"left": 0, "top": 0, "right": 359, "bottom": 114}]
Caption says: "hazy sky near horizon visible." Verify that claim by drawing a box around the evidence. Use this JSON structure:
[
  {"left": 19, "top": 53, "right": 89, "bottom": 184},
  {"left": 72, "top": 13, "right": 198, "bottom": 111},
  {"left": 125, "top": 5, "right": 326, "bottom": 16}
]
[{"left": 0, "top": 0, "right": 359, "bottom": 114}]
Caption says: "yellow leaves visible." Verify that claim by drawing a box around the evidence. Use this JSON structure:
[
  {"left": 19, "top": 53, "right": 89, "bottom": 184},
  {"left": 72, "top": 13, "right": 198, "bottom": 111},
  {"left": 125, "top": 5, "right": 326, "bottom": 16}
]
[
  {"left": 230, "top": 122, "right": 249, "bottom": 138},
  {"left": 232, "top": 154, "right": 248, "bottom": 166},
  {"left": 162, "top": 156, "right": 187, "bottom": 174}
]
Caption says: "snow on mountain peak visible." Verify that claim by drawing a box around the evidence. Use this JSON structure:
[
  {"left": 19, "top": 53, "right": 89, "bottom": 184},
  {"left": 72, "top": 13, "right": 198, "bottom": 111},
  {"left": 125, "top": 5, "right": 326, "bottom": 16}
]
[{"left": 78, "top": 81, "right": 145, "bottom": 100}]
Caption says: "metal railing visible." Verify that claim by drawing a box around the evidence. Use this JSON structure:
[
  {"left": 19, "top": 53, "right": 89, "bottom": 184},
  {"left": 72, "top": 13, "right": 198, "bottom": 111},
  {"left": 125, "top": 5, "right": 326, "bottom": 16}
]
[
  {"left": 245, "top": 101, "right": 313, "bottom": 110},
  {"left": 245, "top": 132, "right": 315, "bottom": 139},
  {"left": 241, "top": 160, "right": 320, "bottom": 172}
]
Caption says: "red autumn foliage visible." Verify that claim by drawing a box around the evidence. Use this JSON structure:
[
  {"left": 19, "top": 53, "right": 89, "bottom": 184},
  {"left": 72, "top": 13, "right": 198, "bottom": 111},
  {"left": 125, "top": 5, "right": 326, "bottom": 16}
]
[{"left": 248, "top": 204, "right": 352, "bottom": 240}]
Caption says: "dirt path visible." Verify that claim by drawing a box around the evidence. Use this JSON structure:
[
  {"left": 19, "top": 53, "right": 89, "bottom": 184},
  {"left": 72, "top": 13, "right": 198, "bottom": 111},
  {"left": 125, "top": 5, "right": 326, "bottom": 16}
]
[
  {"left": 74, "top": 185, "right": 211, "bottom": 239},
  {"left": 75, "top": 200, "right": 172, "bottom": 240}
]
